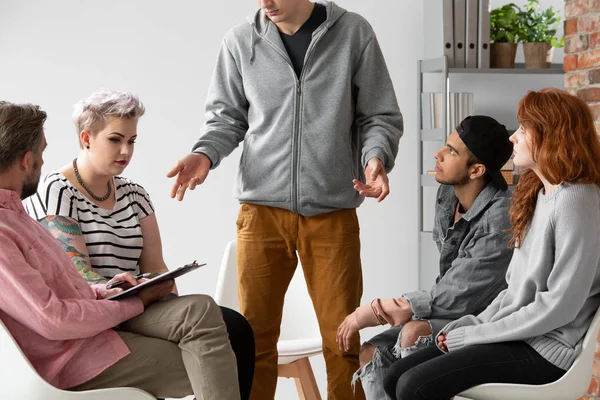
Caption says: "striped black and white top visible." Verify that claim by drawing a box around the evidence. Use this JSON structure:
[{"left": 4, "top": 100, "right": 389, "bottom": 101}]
[{"left": 24, "top": 171, "right": 154, "bottom": 279}]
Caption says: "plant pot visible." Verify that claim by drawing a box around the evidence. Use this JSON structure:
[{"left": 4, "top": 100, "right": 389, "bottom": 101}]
[
  {"left": 522, "top": 42, "right": 554, "bottom": 69},
  {"left": 490, "top": 43, "right": 518, "bottom": 68}
]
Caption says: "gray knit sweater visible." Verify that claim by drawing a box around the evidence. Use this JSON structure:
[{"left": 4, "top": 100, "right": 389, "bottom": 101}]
[{"left": 442, "top": 182, "right": 600, "bottom": 370}]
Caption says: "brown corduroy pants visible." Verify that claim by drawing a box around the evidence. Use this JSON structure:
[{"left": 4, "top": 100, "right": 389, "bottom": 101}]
[{"left": 236, "top": 204, "right": 365, "bottom": 400}]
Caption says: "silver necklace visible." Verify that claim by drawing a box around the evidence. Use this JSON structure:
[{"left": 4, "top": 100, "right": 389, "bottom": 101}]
[{"left": 72, "top": 158, "right": 112, "bottom": 202}]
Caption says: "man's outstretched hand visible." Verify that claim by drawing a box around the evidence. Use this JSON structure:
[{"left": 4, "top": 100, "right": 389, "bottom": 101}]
[
  {"left": 166, "top": 153, "right": 211, "bottom": 201},
  {"left": 353, "top": 157, "right": 389, "bottom": 202}
]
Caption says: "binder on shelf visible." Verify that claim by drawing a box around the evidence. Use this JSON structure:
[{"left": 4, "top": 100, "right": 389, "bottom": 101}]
[
  {"left": 453, "top": 0, "right": 466, "bottom": 68},
  {"left": 443, "top": 0, "right": 455, "bottom": 67},
  {"left": 477, "top": 0, "right": 490, "bottom": 68},
  {"left": 465, "top": 0, "right": 478, "bottom": 68}
]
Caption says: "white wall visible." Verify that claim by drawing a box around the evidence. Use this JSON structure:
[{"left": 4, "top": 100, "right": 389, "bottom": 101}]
[{"left": 0, "top": 1, "right": 422, "bottom": 398}]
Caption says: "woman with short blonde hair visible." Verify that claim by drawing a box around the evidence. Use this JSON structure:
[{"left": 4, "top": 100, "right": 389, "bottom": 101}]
[{"left": 25, "top": 89, "right": 255, "bottom": 400}]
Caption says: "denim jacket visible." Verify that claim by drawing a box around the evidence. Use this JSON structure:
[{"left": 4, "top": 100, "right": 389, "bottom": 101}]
[{"left": 404, "top": 182, "right": 513, "bottom": 334}]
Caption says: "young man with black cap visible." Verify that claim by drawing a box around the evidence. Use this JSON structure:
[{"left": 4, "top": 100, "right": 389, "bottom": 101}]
[{"left": 337, "top": 115, "right": 514, "bottom": 400}]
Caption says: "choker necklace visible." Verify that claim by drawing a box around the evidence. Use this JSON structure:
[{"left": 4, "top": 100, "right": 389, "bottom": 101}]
[{"left": 72, "top": 158, "right": 112, "bottom": 202}]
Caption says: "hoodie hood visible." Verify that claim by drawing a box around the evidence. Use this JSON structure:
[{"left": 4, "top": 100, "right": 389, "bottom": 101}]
[{"left": 246, "top": 0, "right": 346, "bottom": 63}]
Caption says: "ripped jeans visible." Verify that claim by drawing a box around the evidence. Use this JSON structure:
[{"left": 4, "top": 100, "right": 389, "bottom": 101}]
[{"left": 352, "top": 322, "right": 434, "bottom": 400}]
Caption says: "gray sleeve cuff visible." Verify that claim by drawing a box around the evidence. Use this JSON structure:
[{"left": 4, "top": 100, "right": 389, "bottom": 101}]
[
  {"left": 362, "top": 148, "right": 389, "bottom": 172},
  {"left": 191, "top": 144, "right": 219, "bottom": 169},
  {"left": 427, "top": 318, "right": 456, "bottom": 336},
  {"left": 445, "top": 327, "right": 467, "bottom": 352},
  {"left": 403, "top": 290, "right": 433, "bottom": 319}
]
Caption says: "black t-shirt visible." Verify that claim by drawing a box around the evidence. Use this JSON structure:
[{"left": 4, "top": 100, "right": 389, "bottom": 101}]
[{"left": 279, "top": 3, "right": 327, "bottom": 78}]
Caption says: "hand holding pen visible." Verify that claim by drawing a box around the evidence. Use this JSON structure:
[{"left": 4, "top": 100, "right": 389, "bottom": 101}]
[
  {"left": 100, "top": 272, "right": 158, "bottom": 299},
  {"left": 106, "top": 272, "right": 154, "bottom": 289}
]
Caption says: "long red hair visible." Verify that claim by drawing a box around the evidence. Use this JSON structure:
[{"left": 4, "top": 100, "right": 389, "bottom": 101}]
[{"left": 509, "top": 88, "right": 600, "bottom": 248}]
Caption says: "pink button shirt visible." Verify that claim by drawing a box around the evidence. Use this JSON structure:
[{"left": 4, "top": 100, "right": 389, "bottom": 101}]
[{"left": 0, "top": 189, "right": 144, "bottom": 389}]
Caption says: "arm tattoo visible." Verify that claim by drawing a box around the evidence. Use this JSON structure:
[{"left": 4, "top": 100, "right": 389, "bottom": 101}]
[{"left": 39, "top": 216, "right": 108, "bottom": 284}]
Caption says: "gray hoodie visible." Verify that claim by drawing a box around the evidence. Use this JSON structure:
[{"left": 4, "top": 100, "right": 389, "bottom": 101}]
[{"left": 192, "top": 1, "right": 403, "bottom": 216}]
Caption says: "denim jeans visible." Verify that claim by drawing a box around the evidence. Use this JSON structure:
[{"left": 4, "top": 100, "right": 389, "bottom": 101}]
[
  {"left": 383, "top": 341, "right": 565, "bottom": 400},
  {"left": 352, "top": 324, "right": 434, "bottom": 400}
]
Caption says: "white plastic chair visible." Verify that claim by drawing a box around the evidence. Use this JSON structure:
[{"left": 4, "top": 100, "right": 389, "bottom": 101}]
[
  {"left": 0, "top": 318, "right": 155, "bottom": 400},
  {"left": 458, "top": 306, "right": 600, "bottom": 400},
  {"left": 214, "top": 240, "right": 323, "bottom": 400}
]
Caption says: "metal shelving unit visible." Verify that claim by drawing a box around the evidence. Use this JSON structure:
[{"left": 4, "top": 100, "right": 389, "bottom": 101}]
[{"left": 416, "top": 55, "right": 564, "bottom": 289}]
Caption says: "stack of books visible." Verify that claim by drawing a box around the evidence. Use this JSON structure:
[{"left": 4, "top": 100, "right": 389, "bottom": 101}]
[{"left": 422, "top": 92, "right": 474, "bottom": 130}]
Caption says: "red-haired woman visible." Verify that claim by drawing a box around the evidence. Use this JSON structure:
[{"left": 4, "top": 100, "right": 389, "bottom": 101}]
[{"left": 383, "top": 88, "right": 600, "bottom": 400}]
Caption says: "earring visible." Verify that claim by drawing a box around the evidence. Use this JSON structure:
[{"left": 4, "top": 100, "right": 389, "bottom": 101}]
[{"left": 86, "top": 145, "right": 90, "bottom": 149}]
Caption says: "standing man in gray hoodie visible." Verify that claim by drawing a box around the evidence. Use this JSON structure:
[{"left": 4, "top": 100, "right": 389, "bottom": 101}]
[{"left": 167, "top": 1, "right": 403, "bottom": 399}]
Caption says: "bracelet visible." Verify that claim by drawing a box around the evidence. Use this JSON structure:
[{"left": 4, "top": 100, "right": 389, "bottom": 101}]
[{"left": 370, "top": 299, "right": 387, "bottom": 325}]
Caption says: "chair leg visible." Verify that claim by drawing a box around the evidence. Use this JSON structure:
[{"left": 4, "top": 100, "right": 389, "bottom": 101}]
[{"left": 278, "top": 357, "right": 322, "bottom": 400}]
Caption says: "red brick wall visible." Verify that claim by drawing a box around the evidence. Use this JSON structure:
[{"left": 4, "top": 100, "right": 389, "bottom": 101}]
[
  {"left": 564, "top": 0, "right": 600, "bottom": 134},
  {"left": 565, "top": 3, "right": 600, "bottom": 398}
]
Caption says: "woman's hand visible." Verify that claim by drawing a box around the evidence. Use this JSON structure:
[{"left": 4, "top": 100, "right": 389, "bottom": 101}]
[
  {"left": 437, "top": 332, "right": 448, "bottom": 352},
  {"left": 336, "top": 312, "right": 360, "bottom": 352}
]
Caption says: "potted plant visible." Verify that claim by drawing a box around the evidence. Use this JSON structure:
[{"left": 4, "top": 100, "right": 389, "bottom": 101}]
[
  {"left": 517, "top": 0, "right": 564, "bottom": 69},
  {"left": 490, "top": 3, "right": 521, "bottom": 68}
]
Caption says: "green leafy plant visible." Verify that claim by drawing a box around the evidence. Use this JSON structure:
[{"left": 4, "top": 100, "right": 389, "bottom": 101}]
[
  {"left": 517, "top": 0, "right": 564, "bottom": 47},
  {"left": 490, "top": 3, "right": 521, "bottom": 43}
]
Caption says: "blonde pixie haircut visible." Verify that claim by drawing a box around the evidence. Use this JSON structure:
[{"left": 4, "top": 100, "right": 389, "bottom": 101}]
[{"left": 73, "top": 89, "right": 145, "bottom": 148}]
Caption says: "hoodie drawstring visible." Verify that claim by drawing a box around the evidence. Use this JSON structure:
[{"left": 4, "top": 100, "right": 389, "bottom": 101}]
[{"left": 249, "top": 28, "right": 261, "bottom": 64}]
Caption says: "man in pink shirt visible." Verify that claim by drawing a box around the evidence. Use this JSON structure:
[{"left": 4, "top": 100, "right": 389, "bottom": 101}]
[{"left": 0, "top": 101, "right": 241, "bottom": 400}]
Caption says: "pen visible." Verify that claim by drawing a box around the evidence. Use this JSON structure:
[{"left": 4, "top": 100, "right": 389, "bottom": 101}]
[{"left": 106, "top": 273, "right": 152, "bottom": 290}]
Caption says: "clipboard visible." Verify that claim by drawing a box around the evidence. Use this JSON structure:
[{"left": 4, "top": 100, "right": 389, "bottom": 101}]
[{"left": 106, "top": 261, "right": 206, "bottom": 300}]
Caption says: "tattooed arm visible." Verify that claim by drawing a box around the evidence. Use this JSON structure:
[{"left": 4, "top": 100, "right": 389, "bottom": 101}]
[{"left": 38, "top": 216, "right": 107, "bottom": 284}]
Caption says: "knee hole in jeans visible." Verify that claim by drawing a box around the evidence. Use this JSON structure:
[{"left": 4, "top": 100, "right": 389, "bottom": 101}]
[
  {"left": 400, "top": 320, "right": 432, "bottom": 349},
  {"left": 359, "top": 343, "right": 376, "bottom": 369}
]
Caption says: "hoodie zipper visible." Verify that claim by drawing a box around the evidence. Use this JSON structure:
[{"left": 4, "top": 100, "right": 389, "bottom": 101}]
[
  {"left": 258, "top": 22, "right": 329, "bottom": 213},
  {"left": 291, "top": 81, "right": 302, "bottom": 213},
  {"left": 291, "top": 27, "right": 329, "bottom": 213}
]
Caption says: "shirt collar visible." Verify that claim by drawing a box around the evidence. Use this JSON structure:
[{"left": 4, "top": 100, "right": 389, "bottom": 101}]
[
  {"left": 437, "top": 182, "right": 503, "bottom": 223},
  {"left": 462, "top": 183, "right": 502, "bottom": 222},
  {"left": 0, "top": 189, "right": 26, "bottom": 213}
]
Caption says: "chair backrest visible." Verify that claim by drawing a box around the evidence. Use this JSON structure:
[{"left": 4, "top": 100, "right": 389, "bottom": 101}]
[
  {"left": 562, "top": 305, "right": 600, "bottom": 393},
  {"left": 0, "top": 318, "right": 155, "bottom": 399},
  {"left": 0, "top": 318, "right": 52, "bottom": 398},
  {"left": 214, "top": 240, "right": 321, "bottom": 341},
  {"left": 459, "top": 305, "right": 600, "bottom": 400}
]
